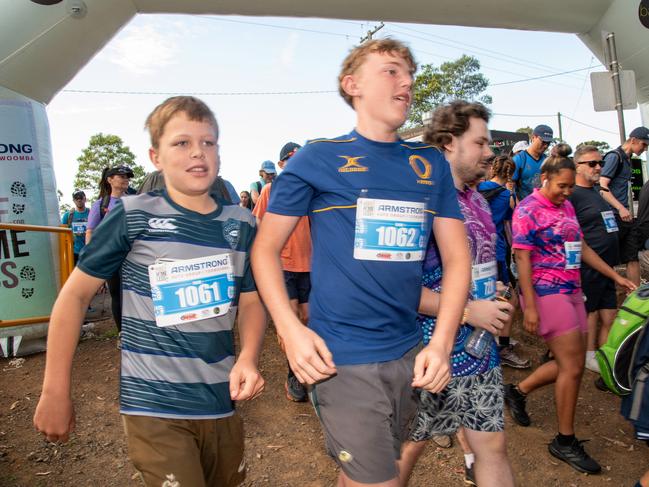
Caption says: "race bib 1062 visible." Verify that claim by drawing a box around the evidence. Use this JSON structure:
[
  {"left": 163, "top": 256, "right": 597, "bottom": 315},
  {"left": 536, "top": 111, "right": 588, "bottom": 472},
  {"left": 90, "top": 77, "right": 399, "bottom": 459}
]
[
  {"left": 148, "top": 254, "right": 235, "bottom": 327},
  {"left": 353, "top": 198, "right": 426, "bottom": 262}
]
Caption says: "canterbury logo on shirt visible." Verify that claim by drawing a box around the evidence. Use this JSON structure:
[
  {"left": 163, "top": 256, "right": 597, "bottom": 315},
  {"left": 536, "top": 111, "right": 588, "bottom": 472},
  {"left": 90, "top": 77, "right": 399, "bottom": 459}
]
[
  {"left": 338, "top": 156, "right": 369, "bottom": 173},
  {"left": 147, "top": 218, "right": 178, "bottom": 232}
]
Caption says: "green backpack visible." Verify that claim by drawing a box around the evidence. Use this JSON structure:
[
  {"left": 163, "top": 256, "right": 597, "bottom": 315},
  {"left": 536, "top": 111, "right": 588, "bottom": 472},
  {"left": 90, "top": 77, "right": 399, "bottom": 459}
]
[{"left": 596, "top": 285, "right": 649, "bottom": 395}]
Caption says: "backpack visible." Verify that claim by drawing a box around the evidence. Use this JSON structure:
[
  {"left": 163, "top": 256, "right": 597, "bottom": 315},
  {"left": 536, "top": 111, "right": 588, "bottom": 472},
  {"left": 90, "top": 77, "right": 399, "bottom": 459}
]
[
  {"left": 477, "top": 185, "right": 507, "bottom": 203},
  {"left": 596, "top": 284, "right": 649, "bottom": 395},
  {"left": 603, "top": 147, "right": 628, "bottom": 181},
  {"left": 621, "top": 323, "right": 649, "bottom": 440}
]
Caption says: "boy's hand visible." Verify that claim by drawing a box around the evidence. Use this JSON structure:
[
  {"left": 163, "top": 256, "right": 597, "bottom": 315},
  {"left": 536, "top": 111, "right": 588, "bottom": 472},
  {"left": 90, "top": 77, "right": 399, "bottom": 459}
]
[
  {"left": 230, "top": 358, "right": 265, "bottom": 401},
  {"left": 466, "top": 299, "right": 513, "bottom": 335},
  {"left": 33, "top": 393, "right": 75, "bottom": 443},
  {"left": 412, "top": 341, "right": 451, "bottom": 393},
  {"left": 280, "top": 323, "right": 336, "bottom": 385}
]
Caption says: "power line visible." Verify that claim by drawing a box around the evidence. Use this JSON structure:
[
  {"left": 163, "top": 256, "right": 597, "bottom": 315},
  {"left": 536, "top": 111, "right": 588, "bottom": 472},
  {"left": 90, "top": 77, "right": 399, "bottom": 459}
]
[
  {"left": 560, "top": 114, "right": 618, "bottom": 135},
  {"left": 201, "top": 16, "right": 352, "bottom": 39},
  {"left": 490, "top": 66, "right": 596, "bottom": 86},
  {"left": 61, "top": 89, "right": 337, "bottom": 96}
]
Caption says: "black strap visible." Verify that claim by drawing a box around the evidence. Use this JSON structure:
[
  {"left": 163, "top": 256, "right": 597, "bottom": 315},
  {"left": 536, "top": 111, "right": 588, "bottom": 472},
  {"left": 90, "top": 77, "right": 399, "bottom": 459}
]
[
  {"left": 99, "top": 194, "right": 111, "bottom": 221},
  {"left": 620, "top": 306, "right": 649, "bottom": 320},
  {"left": 478, "top": 185, "right": 507, "bottom": 202}
]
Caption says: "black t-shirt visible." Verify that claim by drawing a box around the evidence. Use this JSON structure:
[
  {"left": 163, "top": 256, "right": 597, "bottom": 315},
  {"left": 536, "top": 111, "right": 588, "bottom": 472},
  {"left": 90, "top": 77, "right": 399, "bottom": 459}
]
[
  {"left": 636, "top": 181, "right": 649, "bottom": 244},
  {"left": 569, "top": 185, "right": 619, "bottom": 268}
]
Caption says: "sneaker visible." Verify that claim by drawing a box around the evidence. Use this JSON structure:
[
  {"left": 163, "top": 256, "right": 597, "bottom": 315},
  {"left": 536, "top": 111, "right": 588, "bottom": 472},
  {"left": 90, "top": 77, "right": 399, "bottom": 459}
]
[
  {"left": 594, "top": 376, "right": 611, "bottom": 393},
  {"left": 585, "top": 355, "right": 600, "bottom": 373},
  {"left": 464, "top": 464, "right": 477, "bottom": 486},
  {"left": 500, "top": 345, "right": 531, "bottom": 369},
  {"left": 504, "top": 383, "right": 531, "bottom": 426},
  {"left": 285, "top": 372, "right": 307, "bottom": 402},
  {"left": 548, "top": 436, "right": 601, "bottom": 474},
  {"left": 431, "top": 435, "right": 452, "bottom": 448}
]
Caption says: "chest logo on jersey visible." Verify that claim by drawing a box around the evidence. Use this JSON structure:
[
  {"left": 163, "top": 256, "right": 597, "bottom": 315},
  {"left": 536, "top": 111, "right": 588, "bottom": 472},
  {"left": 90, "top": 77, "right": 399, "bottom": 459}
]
[
  {"left": 147, "top": 218, "right": 178, "bottom": 233},
  {"left": 338, "top": 156, "right": 368, "bottom": 173},
  {"left": 223, "top": 219, "right": 241, "bottom": 249},
  {"left": 409, "top": 155, "right": 434, "bottom": 186}
]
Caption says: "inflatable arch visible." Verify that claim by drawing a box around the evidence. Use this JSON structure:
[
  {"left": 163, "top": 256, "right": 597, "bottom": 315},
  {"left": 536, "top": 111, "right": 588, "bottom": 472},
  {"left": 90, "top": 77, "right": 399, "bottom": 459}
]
[{"left": 1, "top": 0, "right": 648, "bottom": 355}]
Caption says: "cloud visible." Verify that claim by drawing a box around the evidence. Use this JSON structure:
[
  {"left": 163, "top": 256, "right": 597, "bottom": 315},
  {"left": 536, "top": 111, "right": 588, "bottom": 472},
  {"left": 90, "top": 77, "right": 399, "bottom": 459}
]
[
  {"left": 279, "top": 33, "right": 299, "bottom": 69},
  {"left": 107, "top": 23, "right": 178, "bottom": 75}
]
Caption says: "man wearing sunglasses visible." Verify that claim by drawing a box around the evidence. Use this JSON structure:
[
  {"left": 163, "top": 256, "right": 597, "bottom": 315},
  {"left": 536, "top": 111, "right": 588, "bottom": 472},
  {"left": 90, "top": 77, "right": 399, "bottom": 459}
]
[
  {"left": 569, "top": 144, "right": 620, "bottom": 374},
  {"left": 512, "top": 124, "right": 553, "bottom": 201},
  {"left": 599, "top": 126, "right": 649, "bottom": 286}
]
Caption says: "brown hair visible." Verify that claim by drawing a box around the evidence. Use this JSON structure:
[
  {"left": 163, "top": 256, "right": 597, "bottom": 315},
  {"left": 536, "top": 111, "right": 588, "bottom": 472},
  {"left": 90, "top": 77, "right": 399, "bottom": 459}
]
[
  {"left": 423, "top": 100, "right": 491, "bottom": 148},
  {"left": 145, "top": 96, "right": 218, "bottom": 149},
  {"left": 338, "top": 38, "right": 416, "bottom": 108},
  {"left": 491, "top": 155, "right": 515, "bottom": 181},
  {"left": 573, "top": 144, "right": 600, "bottom": 162},
  {"left": 541, "top": 143, "right": 575, "bottom": 177}
]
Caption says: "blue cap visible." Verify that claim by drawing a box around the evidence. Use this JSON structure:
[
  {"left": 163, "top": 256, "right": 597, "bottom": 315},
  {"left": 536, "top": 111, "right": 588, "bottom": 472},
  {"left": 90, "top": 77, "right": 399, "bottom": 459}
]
[
  {"left": 260, "top": 160, "right": 276, "bottom": 174},
  {"left": 533, "top": 124, "right": 554, "bottom": 142},
  {"left": 629, "top": 126, "right": 649, "bottom": 143}
]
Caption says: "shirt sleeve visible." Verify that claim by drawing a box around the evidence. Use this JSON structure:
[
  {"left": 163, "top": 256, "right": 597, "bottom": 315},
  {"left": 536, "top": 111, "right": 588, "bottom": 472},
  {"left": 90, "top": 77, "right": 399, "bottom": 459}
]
[
  {"left": 432, "top": 156, "right": 463, "bottom": 220},
  {"left": 512, "top": 153, "right": 523, "bottom": 182},
  {"left": 222, "top": 179, "right": 240, "bottom": 204},
  {"left": 600, "top": 151, "right": 619, "bottom": 180},
  {"left": 61, "top": 211, "right": 70, "bottom": 225},
  {"left": 86, "top": 200, "right": 101, "bottom": 230},
  {"left": 511, "top": 204, "right": 536, "bottom": 250},
  {"left": 77, "top": 200, "right": 131, "bottom": 279},
  {"left": 239, "top": 219, "right": 257, "bottom": 293},
  {"left": 252, "top": 183, "right": 271, "bottom": 220},
  {"left": 268, "top": 150, "right": 315, "bottom": 217}
]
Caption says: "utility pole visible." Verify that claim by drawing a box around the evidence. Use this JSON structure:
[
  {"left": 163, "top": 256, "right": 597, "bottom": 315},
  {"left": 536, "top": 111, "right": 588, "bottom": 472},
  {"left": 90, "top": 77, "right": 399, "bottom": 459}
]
[
  {"left": 360, "top": 22, "right": 384, "bottom": 43},
  {"left": 557, "top": 112, "right": 563, "bottom": 142},
  {"left": 605, "top": 32, "right": 634, "bottom": 217}
]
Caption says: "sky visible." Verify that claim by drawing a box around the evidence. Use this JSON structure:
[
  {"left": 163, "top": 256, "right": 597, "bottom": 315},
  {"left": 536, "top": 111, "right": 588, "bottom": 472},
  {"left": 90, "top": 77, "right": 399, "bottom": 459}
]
[{"left": 45, "top": 14, "right": 645, "bottom": 203}]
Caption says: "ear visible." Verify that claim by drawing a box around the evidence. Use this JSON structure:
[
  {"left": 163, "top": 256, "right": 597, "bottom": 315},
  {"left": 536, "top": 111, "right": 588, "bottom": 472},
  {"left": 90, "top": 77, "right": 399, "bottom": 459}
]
[
  {"left": 341, "top": 74, "right": 361, "bottom": 99},
  {"left": 442, "top": 135, "right": 457, "bottom": 155},
  {"left": 149, "top": 147, "right": 161, "bottom": 170}
]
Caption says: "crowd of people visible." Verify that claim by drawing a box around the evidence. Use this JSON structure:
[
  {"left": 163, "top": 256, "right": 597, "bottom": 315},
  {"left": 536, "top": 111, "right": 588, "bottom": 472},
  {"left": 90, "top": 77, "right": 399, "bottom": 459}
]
[{"left": 40, "top": 37, "right": 649, "bottom": 487}]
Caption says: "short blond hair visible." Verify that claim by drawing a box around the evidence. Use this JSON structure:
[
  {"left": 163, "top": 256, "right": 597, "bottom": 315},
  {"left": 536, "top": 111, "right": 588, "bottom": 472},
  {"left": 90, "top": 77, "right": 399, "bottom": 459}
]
[
  {"left": 338, "top": 38, "right": 416, "bottom": 108},
  {"left": 145, "top": 96, "right": 218, "bottom": 149}
]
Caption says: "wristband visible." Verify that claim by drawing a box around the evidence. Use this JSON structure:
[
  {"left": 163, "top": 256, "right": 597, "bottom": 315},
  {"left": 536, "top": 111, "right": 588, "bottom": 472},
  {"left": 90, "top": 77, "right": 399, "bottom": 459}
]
[{"left": 599, "top": 187, "right": 610, "bottom": 193}]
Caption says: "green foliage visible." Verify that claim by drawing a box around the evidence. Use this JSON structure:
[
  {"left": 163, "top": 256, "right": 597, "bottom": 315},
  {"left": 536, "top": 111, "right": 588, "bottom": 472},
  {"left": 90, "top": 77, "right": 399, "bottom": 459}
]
[
  {"left": 576, "top": 140, "right": 611, "bottom": 153},
  {"left": 516, "top": 127, "right": 533, "bottom": 137},
  {"left": 73, "top": 133, "right": 145, "bottom": 200},
  {"left": 57, "top": 189, "right": 72, "bottom": 215},
  {"left": 408, "top": 55, "right": 492, "bottom": 127}
]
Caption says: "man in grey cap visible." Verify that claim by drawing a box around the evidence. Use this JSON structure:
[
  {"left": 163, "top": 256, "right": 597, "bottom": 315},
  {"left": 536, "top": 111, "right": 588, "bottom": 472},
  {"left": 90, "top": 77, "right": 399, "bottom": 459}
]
[
  {"left": 599, "top": 126, "right": 649, "bottom": 286},
  {"left": 511, "top": 124, "right": 553, "bottom": 201}
]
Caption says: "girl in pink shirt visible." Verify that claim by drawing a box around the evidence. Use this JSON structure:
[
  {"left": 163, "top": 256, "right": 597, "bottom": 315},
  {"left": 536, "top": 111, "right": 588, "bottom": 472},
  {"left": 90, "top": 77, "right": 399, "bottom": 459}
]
[{"left": 504, "top": 147, "right": 635, "bottom": 474}]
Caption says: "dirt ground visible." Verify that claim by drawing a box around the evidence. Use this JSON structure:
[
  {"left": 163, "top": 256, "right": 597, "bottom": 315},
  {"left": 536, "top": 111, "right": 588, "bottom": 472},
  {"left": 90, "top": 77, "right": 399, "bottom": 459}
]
[{"left": 1, "top": 317, "right": 648, "bottom": 487}]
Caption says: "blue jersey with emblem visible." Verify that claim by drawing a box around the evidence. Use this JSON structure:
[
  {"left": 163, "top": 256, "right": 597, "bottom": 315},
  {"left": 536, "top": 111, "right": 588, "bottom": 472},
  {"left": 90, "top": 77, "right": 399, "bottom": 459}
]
[
  {"left": 78, "top": 190, "right": 256, "bottom": 419},
  {"left": 268, "top": 129, "right": 462, "bottom": 365},
  {"left": 513, "top": 150, "right": 546, "bottom": 201},
  {"left": 61, "top": 208, "right": 89, "bottom": 255}
]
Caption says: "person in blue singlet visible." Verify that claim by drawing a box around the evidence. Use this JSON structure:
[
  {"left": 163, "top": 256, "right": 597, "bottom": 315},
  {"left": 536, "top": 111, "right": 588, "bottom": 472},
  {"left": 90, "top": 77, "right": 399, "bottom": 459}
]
[
  {"left": 512, "top": 124, "right": 553, "bottom": 201},
  {"left": 61, "top": 190, "right": 89, "bottom": 264}
]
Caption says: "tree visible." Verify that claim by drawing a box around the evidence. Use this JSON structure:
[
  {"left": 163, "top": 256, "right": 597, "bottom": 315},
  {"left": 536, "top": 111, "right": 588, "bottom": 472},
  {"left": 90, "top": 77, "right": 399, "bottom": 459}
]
[
  {"left": 73, "top": 133, "right": 145, "bottom": 200},
  {"left": 576, "top": 140, "right": 611, "bottom": 153},
  {"left": 57, "top": 189, "right": 71, "bottom": 215},
  {"left": 516, "top": 127, "right": 533, "bottom": 139},
  {"left": 408, "top": 55, "right": 492, "bottom": 127}
]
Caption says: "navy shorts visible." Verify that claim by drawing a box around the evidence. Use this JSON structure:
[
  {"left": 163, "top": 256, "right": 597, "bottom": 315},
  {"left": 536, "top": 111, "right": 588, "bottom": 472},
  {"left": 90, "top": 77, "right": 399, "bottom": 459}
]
[
  {"left": 581, "top": 268, "right": 617, "bottom": 312},
  {"left": 284, "top": 271, "right": 310, "bottom": 304}
]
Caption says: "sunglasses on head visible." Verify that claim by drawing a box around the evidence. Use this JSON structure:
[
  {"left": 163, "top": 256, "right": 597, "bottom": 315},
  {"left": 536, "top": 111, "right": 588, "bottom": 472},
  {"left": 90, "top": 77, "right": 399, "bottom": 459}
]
[{"left": 578, "top": 160, "right": 604, "bottom": 168}]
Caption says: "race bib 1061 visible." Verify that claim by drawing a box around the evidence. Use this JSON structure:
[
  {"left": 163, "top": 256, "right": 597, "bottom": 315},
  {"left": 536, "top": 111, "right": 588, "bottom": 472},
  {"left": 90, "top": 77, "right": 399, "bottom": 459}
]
[
  {"left": 148, "top": 254, "right": 235, "bottom": 327},
  {"left": 353, "top": 198, "right": 427, "bottom": 262}
]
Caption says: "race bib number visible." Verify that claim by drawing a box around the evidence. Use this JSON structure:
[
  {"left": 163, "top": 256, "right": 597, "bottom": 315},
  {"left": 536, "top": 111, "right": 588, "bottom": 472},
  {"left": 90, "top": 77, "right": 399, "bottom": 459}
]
[
  {"left": 71, "top": 221, "right": 87, "bottom": 235},
  {"left": 148, "top": 254, "right": 235, "bottom": 327},
  {"left": 564, "top": 241, "right": 582, "bottom": 270},
  {"left": 601, "top": 211, "right": 618, "bottom": 233},
  {"left": 353, "top": 198, "right": 426, "bottom": 261},
  {"left": 471, "top": 261, "right": 497, "bottom": 300}
]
